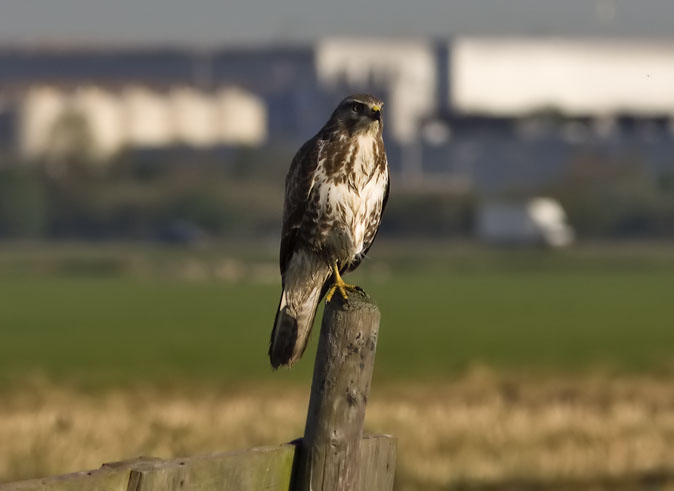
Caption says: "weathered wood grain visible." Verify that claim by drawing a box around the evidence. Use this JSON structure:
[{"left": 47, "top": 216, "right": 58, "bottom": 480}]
[
  {"left": 296, "top": 290, "right": 384, "bottom": 491},
  {"left": 0, "top": 435, "right": 395, "bottom": 491},
  {"left": 0, "top": 462, "right": 139, "bottom": 491},
  {"left": 356, "top": 434, "right": 397, "bottom": 491},
  {"left": 129, "top": 444, "right": 296, "bottom": 491}
]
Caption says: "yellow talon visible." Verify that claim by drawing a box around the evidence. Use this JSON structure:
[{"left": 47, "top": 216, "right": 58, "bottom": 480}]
[{"left": 325, "top": 262, "right": 359, "bottom": 302}]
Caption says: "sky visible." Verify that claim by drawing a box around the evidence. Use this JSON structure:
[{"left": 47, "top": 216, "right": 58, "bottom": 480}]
[{"left": 1, "top": 0, "right": 674, "bottom": 46}]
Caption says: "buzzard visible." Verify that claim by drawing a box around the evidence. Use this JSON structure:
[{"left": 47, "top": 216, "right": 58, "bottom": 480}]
[{"left": 269, "top": 94, "right": 390, "bottom": 368}]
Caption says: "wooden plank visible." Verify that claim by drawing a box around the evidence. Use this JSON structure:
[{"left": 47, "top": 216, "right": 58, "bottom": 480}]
[
  {"left": 127, "top": 436, "right": 394, "bottom": 491},
  {"left": 357, "top": 435, "right": 396, "bottom": 491},
  {"left": 0, "top": 466, "right": 134, "bottom": 491},
  {"left": 128, "top": 444, "right": 296, "bottom": 491},
  {"left": 0, "top": 436, "right": 395, "bottom": 491},
  {"left": 0, "top": 457, "right": 162, "bottom": 491},
  {"left": 296, "top": 290, "right": 383, "bottom": 491}
]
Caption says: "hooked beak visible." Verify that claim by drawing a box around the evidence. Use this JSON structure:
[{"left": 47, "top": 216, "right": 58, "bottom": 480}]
[{"left": 370, "top": 105, "right": 381, "bottom": 121}]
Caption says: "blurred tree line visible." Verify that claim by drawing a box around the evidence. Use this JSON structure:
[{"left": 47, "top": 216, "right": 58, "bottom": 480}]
[
  {"left": 0, "top": 148, "right": 289, "bottom": 240},
  {"left": 0, "top": 148, "right": 672, "bottom": 241}
]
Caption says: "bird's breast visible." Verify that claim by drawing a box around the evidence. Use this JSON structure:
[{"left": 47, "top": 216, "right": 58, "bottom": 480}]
[{"left": 314, "top": 134, "right": 387, "bottom": 260}]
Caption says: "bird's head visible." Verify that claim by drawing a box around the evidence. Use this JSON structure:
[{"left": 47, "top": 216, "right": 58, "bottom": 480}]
[{"left": 329, "top": 94, "right": 384, "bottom": 135}]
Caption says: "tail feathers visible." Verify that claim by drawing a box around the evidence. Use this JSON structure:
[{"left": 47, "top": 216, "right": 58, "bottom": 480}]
[{"left": 269, "top": 284, "right": 323, "bottom": 368}]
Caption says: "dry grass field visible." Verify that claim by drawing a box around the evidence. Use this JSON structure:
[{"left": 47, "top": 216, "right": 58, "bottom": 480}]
[{"left": 3, "top": 370, "right": 674, "bottom": 490}]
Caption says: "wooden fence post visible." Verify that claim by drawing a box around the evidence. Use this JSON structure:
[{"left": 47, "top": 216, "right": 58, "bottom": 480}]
[{"left": 296, "top": 289, "right": 382, "bottom": 491}]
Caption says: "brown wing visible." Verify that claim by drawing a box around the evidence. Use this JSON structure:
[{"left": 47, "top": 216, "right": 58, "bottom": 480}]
[{"left": 279, "top": 136, "right": 322, "bottom": 279}]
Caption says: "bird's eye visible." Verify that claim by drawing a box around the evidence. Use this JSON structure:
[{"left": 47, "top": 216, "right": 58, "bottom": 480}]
[{"left": 351, "top": 103, "right": 364, "bottom": 113}]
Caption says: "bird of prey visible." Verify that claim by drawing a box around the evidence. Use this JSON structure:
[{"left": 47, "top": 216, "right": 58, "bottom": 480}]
[{"left": 269, "top": 94, "right": 389, "bottom": 368}]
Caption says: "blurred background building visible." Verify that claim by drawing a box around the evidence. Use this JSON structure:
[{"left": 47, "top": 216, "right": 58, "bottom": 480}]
[
  {"left": 18, "top": 85, "right": 267, "bottom": 160},
  {"left": 2, "top": 39, "right": 674, "bottom": 176},
  {"left": 1, "top": 38, "right": 673, "bottom": 242}
]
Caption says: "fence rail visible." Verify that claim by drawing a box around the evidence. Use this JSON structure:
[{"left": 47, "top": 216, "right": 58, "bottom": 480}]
[{"left": 0, "top": 434, "right": 395, "bottom": 491}]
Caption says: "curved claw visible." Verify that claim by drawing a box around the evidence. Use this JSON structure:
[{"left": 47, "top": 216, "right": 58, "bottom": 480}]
[
  {"left": 325, "top": 261, "right": 359, "bottom": 302},
  {"left": 326, "top": 282, "right": 359, "bottom": 302}
]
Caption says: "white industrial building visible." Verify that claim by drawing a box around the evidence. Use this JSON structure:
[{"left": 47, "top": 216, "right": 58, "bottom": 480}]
[
  {"left": 315, "top": 36, "right": 674, "bottom": 149},
  {"left": 9, "top": 38, "right": 674, "bottom": 164},
  {"left": 18, "top": 84, "right": 267, "bottom": 160},
  {"left": 452, "top": 38, "right": 674, "bottom": 117}
]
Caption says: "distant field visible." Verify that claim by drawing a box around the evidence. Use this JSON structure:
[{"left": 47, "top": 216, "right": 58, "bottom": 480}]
[
  {"left": 1, "top": 241, "right": 673, "bottom": 385},
  {"left": 2, "top": 242, "right": 674, "bottom": 490}
]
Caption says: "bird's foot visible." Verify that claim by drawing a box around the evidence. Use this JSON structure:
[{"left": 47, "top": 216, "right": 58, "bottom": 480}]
[{"left": 325, "top": 277, "right": 360, "bottom": 302}]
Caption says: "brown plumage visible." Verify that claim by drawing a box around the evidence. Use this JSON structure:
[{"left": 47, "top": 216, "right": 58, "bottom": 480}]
[{"left": 269, "top": 94, "right": 390, "bottom": 368}]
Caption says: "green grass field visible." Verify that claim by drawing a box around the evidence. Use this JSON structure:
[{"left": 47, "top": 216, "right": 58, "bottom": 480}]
[{"left": 1, "top": 241, "right": 673, "bottom": 386}]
